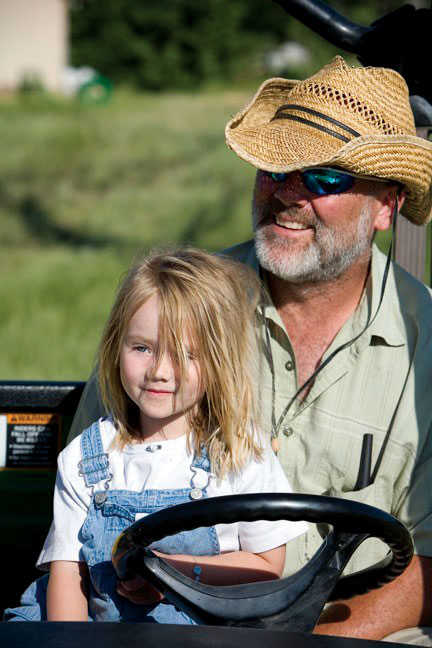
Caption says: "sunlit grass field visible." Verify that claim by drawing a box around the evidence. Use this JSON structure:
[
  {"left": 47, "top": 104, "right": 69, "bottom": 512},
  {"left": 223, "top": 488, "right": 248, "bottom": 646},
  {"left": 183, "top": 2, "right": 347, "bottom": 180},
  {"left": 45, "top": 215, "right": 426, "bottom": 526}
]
[{"left": 0, "top": 88, "right": 257, "bottom": 380}]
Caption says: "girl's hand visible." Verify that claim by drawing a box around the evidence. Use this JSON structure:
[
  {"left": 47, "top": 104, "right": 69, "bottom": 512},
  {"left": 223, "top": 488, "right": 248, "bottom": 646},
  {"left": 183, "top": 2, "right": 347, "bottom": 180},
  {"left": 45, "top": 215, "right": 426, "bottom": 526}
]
[{"left": 116, "top": 575, "right": 164, "bottom": 605}]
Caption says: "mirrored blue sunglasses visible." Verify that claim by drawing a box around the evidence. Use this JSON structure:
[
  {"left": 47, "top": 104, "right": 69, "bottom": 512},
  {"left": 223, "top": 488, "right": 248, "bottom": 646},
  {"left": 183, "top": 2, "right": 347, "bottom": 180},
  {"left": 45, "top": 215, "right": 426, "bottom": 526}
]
[{"left": 265, "top": 167, "right": 356, "bottom": 196}]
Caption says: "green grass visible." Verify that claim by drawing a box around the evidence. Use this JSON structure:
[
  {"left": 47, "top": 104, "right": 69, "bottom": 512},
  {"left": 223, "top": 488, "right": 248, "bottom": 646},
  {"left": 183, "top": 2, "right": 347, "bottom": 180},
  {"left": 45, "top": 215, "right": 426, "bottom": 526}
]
[{"left": 0, "top": 88, "right": 256, "bottom": 380}]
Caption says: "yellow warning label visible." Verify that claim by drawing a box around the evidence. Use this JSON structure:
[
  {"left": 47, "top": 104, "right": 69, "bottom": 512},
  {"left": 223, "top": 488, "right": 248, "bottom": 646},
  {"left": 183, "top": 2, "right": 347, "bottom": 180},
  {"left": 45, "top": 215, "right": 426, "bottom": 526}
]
[{"left": 7, "top": 413, "right": 60, "bottom": 425}]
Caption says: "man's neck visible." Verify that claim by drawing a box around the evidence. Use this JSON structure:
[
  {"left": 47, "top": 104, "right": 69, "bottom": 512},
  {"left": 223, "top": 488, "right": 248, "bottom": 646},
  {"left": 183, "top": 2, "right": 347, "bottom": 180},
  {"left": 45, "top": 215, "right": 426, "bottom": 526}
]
[{"left": 267, "top": 255, "right": 371, "bottom": 389}]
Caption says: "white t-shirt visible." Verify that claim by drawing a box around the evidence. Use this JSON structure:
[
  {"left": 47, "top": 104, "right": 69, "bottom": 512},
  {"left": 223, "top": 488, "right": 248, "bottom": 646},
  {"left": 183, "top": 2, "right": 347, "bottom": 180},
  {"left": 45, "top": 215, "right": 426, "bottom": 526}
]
[{"left": 37, "top": 418, "right": 307, "bottom": 569}]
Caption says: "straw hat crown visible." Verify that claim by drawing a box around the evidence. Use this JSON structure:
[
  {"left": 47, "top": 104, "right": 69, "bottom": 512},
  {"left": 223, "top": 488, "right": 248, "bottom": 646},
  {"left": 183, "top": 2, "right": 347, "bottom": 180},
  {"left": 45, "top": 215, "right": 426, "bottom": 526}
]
[{"left": 226, "top": 56, "right": 432, "bottom": 224}]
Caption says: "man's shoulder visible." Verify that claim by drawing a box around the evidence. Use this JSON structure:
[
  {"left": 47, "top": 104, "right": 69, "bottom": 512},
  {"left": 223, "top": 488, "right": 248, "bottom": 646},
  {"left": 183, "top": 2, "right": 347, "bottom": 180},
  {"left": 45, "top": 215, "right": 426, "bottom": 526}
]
[
  {"left": 371, "top": 245, "right": 432, "bottom": 330},
  {"left": 221, "top": 240, "right": 258, "bottom": 270},
  {"left": 391, "top": 257, "right": 432, "bottom": 327}
]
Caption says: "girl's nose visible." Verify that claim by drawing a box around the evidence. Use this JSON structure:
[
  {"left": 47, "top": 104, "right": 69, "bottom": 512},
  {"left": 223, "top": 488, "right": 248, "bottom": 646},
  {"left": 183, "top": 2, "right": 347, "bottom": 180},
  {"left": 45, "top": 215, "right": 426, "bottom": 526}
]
[
  {"left": 149, "top": 352, "right": 173, "bottom": 382},
  {"left": 273, "top": 171, "right": 309, "bottom": 206}
]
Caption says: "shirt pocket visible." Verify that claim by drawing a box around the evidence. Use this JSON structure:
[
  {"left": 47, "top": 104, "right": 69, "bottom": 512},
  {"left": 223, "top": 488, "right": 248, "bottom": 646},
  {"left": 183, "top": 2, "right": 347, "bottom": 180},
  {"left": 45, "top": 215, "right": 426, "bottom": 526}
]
[
  {"left": 101, "top": 502, "right": 135, "bottom": 531},
  {"left": 100, "top": 501, "right": 197, "bottom": 556}
]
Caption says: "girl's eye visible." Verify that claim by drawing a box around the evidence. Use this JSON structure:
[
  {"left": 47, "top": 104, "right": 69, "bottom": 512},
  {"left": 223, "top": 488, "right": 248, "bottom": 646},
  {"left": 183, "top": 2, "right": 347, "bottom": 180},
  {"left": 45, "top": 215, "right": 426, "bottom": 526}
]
[
  {"left": 134, "top": 345, "right": 151, "bottom": 353},
  {"left": 172, "top": 351, "right": 196, "bottom": 362},
  {"left": 184, "top": 347, "right": 197, "bottom": 360}
]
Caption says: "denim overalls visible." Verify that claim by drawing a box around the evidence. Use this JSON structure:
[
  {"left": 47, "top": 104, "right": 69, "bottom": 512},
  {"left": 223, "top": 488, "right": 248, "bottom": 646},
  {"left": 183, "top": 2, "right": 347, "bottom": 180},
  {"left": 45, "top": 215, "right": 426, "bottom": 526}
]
[{"left": 4, "top": 420, "right": 220, "bottom": 622}]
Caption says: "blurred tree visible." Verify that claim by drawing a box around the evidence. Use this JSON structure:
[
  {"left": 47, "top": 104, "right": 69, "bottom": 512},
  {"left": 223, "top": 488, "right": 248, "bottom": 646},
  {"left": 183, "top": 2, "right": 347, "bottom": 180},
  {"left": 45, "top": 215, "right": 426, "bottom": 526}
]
[{"left": 70, "top": 0, "right": 407, "bottom": 89}]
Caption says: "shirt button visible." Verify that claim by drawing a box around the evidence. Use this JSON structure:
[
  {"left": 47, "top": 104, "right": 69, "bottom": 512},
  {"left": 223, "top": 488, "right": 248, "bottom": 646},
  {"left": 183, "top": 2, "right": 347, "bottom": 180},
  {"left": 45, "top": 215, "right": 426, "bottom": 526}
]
[
  {"left": 283, "top": 426, "right": 294, "bottom": 437},
  {"left": 285, "top": 360, "right": 294, "bottom": 371}
]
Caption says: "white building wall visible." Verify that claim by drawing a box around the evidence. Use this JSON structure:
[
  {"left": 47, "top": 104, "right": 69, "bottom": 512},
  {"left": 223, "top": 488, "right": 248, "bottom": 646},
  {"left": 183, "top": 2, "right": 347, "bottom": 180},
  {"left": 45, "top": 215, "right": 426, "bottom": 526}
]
[{"left": 0, "top": 0, "right": 68, "bottom": 92}]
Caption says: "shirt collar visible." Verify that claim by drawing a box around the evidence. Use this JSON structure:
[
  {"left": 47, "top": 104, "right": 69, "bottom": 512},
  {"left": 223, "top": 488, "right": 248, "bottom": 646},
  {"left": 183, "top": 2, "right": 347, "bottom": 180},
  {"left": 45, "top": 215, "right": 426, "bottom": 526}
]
[
  {"left": 356, "top": 244, "right": 406, "bottom": 347},
  {"left": 243, "top": 241, "right": 260, "bottom": 275}
]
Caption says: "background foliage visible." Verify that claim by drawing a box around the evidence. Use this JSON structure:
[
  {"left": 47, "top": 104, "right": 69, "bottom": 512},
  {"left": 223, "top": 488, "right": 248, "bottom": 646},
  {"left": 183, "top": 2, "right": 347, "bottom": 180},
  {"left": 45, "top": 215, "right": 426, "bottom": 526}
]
[{"left": 71, "top": 0, "right": 406, "bottom": 89}]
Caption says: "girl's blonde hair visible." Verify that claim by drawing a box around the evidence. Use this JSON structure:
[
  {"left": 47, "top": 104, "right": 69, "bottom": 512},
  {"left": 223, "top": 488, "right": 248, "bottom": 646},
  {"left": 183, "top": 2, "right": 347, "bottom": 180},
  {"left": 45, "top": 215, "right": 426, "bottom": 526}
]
[{"left": 98, "top": 247, "right": 262, "bottom": 477}]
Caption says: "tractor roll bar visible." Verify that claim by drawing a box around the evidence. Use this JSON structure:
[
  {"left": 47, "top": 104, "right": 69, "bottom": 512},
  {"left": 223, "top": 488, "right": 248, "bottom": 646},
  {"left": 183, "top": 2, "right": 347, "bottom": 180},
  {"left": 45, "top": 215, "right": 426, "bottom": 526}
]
[{"left": 273, "top": 0, "right": 369, "bottom": 51}]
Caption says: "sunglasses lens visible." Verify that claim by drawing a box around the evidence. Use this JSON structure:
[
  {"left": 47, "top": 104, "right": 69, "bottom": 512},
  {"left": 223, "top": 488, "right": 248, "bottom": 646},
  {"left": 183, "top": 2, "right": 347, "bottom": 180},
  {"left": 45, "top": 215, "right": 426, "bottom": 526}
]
[
  {"left": 265, "top": 172, "right": 289, "bottom": 183},
  {"left": 302, "top": 169, "right": 355, "bottom": 195}
]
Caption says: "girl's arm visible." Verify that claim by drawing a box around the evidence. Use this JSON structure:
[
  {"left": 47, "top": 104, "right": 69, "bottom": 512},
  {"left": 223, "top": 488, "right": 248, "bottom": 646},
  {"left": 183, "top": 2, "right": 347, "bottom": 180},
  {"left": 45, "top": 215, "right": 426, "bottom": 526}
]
[
  {"left": 47, "top": 560, "right": 89, "bottom": 621},
  {"left": 116, "top": 545, "right": 285, "bottom": 605},
  {"left": 156, "top": 544, "right": 286, "bottom": 584}
]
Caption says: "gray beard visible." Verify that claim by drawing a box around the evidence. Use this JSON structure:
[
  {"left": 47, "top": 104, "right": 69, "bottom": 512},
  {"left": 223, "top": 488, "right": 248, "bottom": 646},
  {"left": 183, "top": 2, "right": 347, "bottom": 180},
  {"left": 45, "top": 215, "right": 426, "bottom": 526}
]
[{"left": 253, "top": 201, "right": 374, "bottom": 284}]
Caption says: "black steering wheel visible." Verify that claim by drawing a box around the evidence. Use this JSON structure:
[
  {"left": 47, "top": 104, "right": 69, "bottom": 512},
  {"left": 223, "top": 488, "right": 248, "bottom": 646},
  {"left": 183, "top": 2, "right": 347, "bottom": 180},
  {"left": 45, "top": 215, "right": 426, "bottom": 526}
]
[{"left": 112, "top": 493, "right": 413, "bottom": 632}]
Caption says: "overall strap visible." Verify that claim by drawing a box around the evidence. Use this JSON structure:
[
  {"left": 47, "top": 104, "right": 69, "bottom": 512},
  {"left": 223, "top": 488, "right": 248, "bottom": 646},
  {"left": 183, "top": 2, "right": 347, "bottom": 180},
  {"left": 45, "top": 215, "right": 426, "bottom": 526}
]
[
  {"left": 189, "top": 444, "right": 213, "bottom": 500},
  {"left": 192, "top": 444, "right": 212, "bottom": 473},
  {"left": 78, "top": 420, "right": 111, "bottom": 487}
]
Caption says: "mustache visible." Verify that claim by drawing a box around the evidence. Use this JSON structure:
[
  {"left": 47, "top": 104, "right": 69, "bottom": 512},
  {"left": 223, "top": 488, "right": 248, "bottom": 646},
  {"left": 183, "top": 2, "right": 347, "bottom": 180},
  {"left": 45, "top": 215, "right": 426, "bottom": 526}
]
[{"left": 254, "top": 196, "right": 318, "bottom": 228}]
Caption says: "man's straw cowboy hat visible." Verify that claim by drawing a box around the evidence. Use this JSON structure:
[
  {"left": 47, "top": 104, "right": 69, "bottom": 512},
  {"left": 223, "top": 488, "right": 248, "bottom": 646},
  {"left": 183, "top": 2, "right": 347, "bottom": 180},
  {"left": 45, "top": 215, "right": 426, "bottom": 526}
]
[{"left": 225, "top": 56, "right": 432, "bottom": 225}]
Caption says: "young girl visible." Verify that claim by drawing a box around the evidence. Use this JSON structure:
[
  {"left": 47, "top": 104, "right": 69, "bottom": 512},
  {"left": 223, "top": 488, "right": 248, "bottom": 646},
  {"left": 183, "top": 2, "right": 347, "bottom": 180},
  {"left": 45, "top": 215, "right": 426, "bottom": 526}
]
[{"left": 5, "top": 248, "right": 307, "bottom": 623}]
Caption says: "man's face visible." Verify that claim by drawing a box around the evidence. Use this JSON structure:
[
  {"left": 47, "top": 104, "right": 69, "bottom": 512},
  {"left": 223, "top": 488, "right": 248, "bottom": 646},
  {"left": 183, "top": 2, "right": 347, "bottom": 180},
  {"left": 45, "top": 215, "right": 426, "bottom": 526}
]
[{"left": 252, "top": 170, "right": 386, "bottom": 284}]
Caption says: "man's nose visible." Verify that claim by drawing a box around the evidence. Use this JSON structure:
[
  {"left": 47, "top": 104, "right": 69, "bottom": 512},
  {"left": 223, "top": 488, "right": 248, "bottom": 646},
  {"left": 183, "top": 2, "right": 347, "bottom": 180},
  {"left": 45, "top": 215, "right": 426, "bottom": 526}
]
[{"left": 273, "top": 171, "right": 309, "bottom": 205}]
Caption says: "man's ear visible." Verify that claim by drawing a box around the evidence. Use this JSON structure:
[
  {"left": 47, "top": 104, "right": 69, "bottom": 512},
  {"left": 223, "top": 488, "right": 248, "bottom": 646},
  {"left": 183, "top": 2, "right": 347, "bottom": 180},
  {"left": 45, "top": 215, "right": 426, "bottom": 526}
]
[{"left": 373, "top": 185, "right": 405, "bottom": 232}]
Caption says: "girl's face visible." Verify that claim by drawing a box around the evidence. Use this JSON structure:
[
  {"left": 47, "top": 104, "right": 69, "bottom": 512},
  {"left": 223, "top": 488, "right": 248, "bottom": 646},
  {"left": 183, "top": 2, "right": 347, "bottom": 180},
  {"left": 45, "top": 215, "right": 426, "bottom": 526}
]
[{"left": 119, "top": 293, "right": 203, "bottom": 441}]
